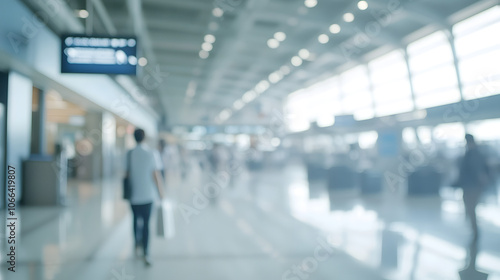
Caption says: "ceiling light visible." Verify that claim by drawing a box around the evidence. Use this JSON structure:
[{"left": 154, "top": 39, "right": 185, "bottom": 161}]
[
  {"left": 255, "top": 80, "right": 270, "bottom": 93},
  {"left": 204, "top": 34, "right": 216, "bottom": 43},
  {"left": 77, "top": 9, "right": 89, "bottom": 19},
  {"left": 274, "top": 32, "right": 286, "bottom": 41},
  {"left": 269, "top": 72, "right": 282, "bottom": 84},
  {"left": 329, "top": 24, "right": 341, "bottom": 34},
  {"left": 304, "top": 0, "right": 317, "bottom": 8},
  {"left": 318, "top": 34, "right": 329, "bottom": 44},
  {"left": 219, "top": 109, "right": 232, "bottom": 121},
  {"left": 202, "top": 42, "right": 213, "bottom": 51},
  {"left": 343, "top": 13, "right": 355, "bottom": 22},
  {"left": 242, "top": 91, "right": 257, "bottom": 103},
  {"left": 280, "top": 66, "right": 291, "bottom": 75},
  {"left": 199, "top": 50, "right": 209, "bottom": 59},
  {"left": 233, "top": 100, "right": 244, "bottom": 110},
  {"left": 291, "top": 56, "right": 303, "bottom": 67},
  {"left": 212, "top": 7, "right": 224, "bottom": 17},
  {"left": 298, "top": 49, "right": 310, "bottom": 59},
  {"left": 357, "top": 1, "right": 368, "bottom": 10},
  {"left": 267, "top": 38, "right": 280, "bottom": 49},
  {"left": 138, "top": 57, "right": 148, "bottom": 66}
]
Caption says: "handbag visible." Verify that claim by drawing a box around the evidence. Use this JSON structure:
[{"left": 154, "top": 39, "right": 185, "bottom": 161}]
[
  {"left": 123, "top": 150, "right": 132, "bottom": 200},
  {"left": 157, "top": 201, "right": 175, "bottom": 239}
]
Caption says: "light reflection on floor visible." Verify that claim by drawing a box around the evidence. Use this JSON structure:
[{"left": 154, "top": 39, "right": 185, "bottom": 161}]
[{"left": 284, "top": 165, "right": 500, "bottom": 280}]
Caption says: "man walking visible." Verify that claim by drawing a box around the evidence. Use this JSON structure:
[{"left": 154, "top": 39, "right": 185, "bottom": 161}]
[
  {"left": 458, "top": 134, "right": 490, "bottom": 242},
  {"left": 126, "top": 128, "right": 164, "bottom": 266}
]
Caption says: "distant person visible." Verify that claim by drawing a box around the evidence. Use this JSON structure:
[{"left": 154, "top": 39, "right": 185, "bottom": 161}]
[
  {"left": 457, "top": 134, "right": 490, "bottom": 242},
  {"left": 160, "top": 140, "right": 181, "bottom": 180},
  {"left": 126, "top": 128, "right": 164, "bottom": 266},
  {"left": 158, "top": 139, "right": 167, "bottom": 178}
]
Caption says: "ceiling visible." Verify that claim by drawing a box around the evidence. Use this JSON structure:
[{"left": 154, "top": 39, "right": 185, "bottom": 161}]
[{"left": 20, "top": 0, "right": 491, "bottom": 127}]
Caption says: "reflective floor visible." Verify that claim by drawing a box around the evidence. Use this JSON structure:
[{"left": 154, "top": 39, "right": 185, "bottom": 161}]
[{"left": 1, "top": 160, "right": 500, "bottom": 280}]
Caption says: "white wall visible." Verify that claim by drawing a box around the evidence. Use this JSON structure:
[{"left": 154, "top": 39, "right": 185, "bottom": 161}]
[
  {"left": 6, "top": 71, "right": 33, "bottom": 199},
  {"left": 0, "top": 0, "right": 158, "bottom": 136}
]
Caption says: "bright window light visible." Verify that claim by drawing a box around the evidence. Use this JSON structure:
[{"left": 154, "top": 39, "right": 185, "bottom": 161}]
[
  {"left": 317, "top": 115, "right": 335, "bottom": 127},
  {"left": 453, "top": 7, "right": 500, "bottom": 100},
  {"left": 359, "top": 131, "right": 378, "bottom": 149}
]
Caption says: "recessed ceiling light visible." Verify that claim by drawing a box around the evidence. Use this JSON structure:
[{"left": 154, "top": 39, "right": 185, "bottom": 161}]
[
  {"left": 304, "top": 0, "right": 317, "bottom": 8},
  {"left": 212, "top": 7, "right": 224, "bottom": 17},
  {"left": 343, "top": 13, "right": 355, "bottom": 22},
  {"left": 280, "top": 66, "right": 291, "bottom": 75},
  {"left": 242, "top": 91, "right": 257, "bottom": 103},
  {"left": 274, "top": 32, "right": 286, "bottom": 42},
  {"left": 291, "top": 56, "right": 303, "bottom": 66},
  {"left": 233, "top": 100, "right": 244, "bottom": 110},
  {"left": 138, "top": 57, "right": 148, "bottom": 66},
  {"left": 219, "top": 109, "right": 232, "bottom": 121},
  {"left": 267, "top": 38, "right": 280, "bottom": 49},
  {"left": 298, "top": 49, "right": 310, "bottom": 59},
  {"left": 358, "top": 1, "right": 368, "bottom": 10},
  {"left": 77, "top": 9, "right": 89, "bottom": 19},
  {"left": 318, "top": 34, "right": 329, "bottom": 44},
  {"left": 202, "top": 42, "right": 213, "bottom": 51},
  {"left": 204, "top": 34, "right": 216, "bottom": 43},
  {"left": 255, "top": 80, "right": 270, "bottom": 93},
  {"left": 199, "top": 50, "right": 209, "bottom": 59},
  {"left": 329, "top": 24, "right": 341, "bottom": 34},
  {"left": 269, "top": 72, "right": 282, "bottom": 84}
]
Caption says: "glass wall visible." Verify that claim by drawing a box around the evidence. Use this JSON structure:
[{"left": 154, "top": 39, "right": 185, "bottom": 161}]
[
  {"left": 368, "top": 50, "right": 413, "bottom": 117},
  {"left": 285, "top": 6, "right": 500, "bottom": 131},
  {"left": 454, "top": 6, "right": 500, "bottom": 100},
  {"left": 407, "top": 31, "right": 461, "bottom": 108}
]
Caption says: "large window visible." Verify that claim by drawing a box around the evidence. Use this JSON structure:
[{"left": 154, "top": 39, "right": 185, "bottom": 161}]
[
  {"left": 285, "top": 77, "right": 342, "bottom": 131},
  {"left": 369, "top": 50, "right": 414, "bottom": 116},
  {"left": 454, "top": 6, "right": 500, "bottom": 100},
  {"left": 407, "top": 31, "right": 461, "bottom": 109},
  {"left": 340, "top": 65, "right": 374, "bottom": 120}
]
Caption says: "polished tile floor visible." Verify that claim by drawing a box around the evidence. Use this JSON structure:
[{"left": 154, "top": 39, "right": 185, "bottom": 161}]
[{"left": 1, "top": 161, "right": 499, "bottom": 280}]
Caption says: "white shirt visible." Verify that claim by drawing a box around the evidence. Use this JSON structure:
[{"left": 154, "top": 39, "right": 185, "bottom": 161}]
[{"left": 126, "top": 143, "right": 162, "bottom": 205}]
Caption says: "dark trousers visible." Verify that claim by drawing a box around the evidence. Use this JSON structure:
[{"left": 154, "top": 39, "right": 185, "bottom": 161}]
[
  {"left": 463, "top": 187, "right": 481, "bottom": 241},
  {"left": 131, "top": 203, "right": 153, "bottom": 256}
]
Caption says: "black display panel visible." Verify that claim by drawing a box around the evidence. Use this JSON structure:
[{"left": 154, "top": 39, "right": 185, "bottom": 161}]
[{"left": 61, "top": 35, "right": 137, "bottom": 75}]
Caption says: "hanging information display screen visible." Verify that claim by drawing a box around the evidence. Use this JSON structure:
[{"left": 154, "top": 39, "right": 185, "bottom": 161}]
[{"left": 61, "top": 35, "right": 138, "bottom": 75}]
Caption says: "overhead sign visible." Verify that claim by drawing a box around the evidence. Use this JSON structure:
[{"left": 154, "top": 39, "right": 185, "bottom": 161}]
[{"left": 61, "top": 35, "right": 138, "bottom": 75}]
